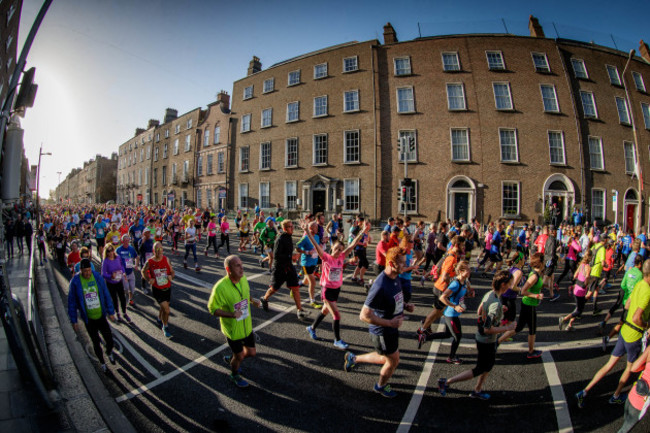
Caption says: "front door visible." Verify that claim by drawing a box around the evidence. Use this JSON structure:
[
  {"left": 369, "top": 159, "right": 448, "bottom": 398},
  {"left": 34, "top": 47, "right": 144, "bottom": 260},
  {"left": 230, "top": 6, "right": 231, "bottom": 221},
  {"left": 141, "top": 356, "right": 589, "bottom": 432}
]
[
  {"left": 626, "top": 204, "right": 636, "bottom": 232},
  {"left": 313, "top": 190, "right": 326, "bottom": 214},
  {"left": 454, "top": 193, "right": 468, "bottom": 222}
]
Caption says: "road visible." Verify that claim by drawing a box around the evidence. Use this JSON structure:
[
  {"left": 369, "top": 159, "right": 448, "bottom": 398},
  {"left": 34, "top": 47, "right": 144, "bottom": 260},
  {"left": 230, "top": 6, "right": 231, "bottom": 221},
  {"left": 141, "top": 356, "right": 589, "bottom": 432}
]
[{"left": 50, "top": 239, "right": 650, "bottom": 433}]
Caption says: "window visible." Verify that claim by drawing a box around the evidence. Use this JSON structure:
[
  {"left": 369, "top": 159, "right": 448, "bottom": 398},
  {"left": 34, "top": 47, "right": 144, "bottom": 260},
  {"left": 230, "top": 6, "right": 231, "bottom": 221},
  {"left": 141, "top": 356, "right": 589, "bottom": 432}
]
[
  {"left": 540, "top": 84, "right": 559, "bottom": 112},
  {"left": 571, "top": 59, "right": 588, "bottom": 79},
  {"left": 394, "top": 57, "right": 411, "bottom": 76},
  {"left": 197, "top": 190, "right": 202, "bottom": 209},
  {"left": 486, "top": 51, "right": 505, "bottom": 70},
  {"left": 450, "top": 128, "right": 470, "bottom": 161},
  {"left": 314, "top": 63, "right": 328, "bottom": 79},
  {"left": 138, "top": 169, "right": 143, "bottom": 186},
  {"left": 154, "top": 147, "right": 159, "bottom": 161},
  {"left": 446, "top": 83, "right": 466, "bottom": 110},
  {"left": 532, "top": 52, "right": 550, "bottom": 73},
  {"left": 171, "top": 163, "right": 177, "bottom": 180},
  {"left": 262, "top": 108, "right": 273, "bottom": 128},
  {"left": 206, "top": 190, "right": 212, "bottom": 208},
  {"left": 314, "top": 95, "right": 328, "bottom": 117},
  {"left": 144, "top": 168, "right": 149, "bottom": 185},
  {"left": 156, "top": 133, "right": 160, "bottom": 142},
  {"left": 580, "top": 91, "right": 598, "bottom": 118},
  {"left": 184, "top": 135, "right": 191, "bottom": 152},
  {"left": 285, "top": 138, "right": 298, "bottom": 167},
  {"left": 165, "top": 129, "right": 170, "bottom": 138},
  {"left": 616, "top": 97, "right": 631, "bottom": 124},
  {"left": 259, "top": 182, "right": 270, "bottom": 208},
  {"left": 398, "top": 130, "right": 417, "bottom": 162},
  {"left": 642, "top": 103, "right": 650, "bottom": 129},
  {"left": 240, "top": 147, "right": 250, "bottom": 172},
  {"left": 344, "top": 179, "right": 360, "bottom": 211},
  {"left": 624, "top": 141, "right": 636, "bottom": 174},
  {"left": 153, "top": 168, "right": 157, "bottom": 187},
  {"left": 239, "top": 184, "right": 248, "bottom": 209},
  {"left": 163, "top": 143, "right": 168, "bottom": 158},
  {"left": 243, "top": 85, "right": 253, "bottom": 100},
  {"left": 493, "top": 83, "right": 513, "bottom": 110},
  {"left": 287, "top": 102, "right": 299, "bottom": 122},
  {"left": 313, "top": 134, "right": 328, "bottom": 165},
  {"left": 499, "top": 129, "right": 518, "bottom": 162},
  {"left": 183, "top": 160, "right": 189, "bottom": 177},
  {"left": 263, "top": 78, "right": 274, "bottom": 93},
  {"left": 285, "top": 181, "right": 297, "bottom": 209},
  {"left": 588, "top": 136, "right": 604, "bottom": 170},
  {"left": 288, "top": 70, "right": 301, "bottom": 86},
  {"left": 548, "top": 131, "right": 566, "bottom": 165},
  {"left": 214, "top": 125, "right": 221, "bottom": 144},
  {"left": 633, "top": 72, "right": 646, "bottom": 92},
  {"left": 197, "top": 156, "right": 203, "bottom": 176},
  {"left": 344, "top": 90, "right": 359, "bottom": 112},
  {"left": 217, "top": 152, "right": 224, "bottom": 173},
  {"left": 344, "top": 130, "right": 360, "bottom": 163},
  {"left": 140, "top": 148, "right": 144, "bottom": 162},
  {"left": 606, "top": 65, "right": 621, "bottom": 86},
  {"left": 175, "top": 124, "right": 181, "bottom": 134},
  {"left": 241, "top": 114, "right": 251, "bottom": 132},
  {"left": 397, "top": 87, "right": 415, "bottom": 113},
  {"left": 207, "top": 154, "right": 214, "bottom": 175},
  {"left": 399, "top": 179, "right": 418, "bottom": 214},
  {"left": 260, "top": 142, "right": 271, "bottom": 170},
  {"left": 502, "top": 182, "right": 520, "bottom": 217},
  {"left": 442, "top": 52, "right": 460, "bottom": 71},
  {"left": 173, "top": 139, "right": 179, "bottom": 155},
  {"left": 203, "top": 129, "right": 210, "bottom": 147},
  {"left": 343, "top": 56, "right": 358, "bottom": 72},
  {"left": 592, "top": 189, "right": 605, "bottom": 221},
  {"left": 187, "top": 119, "right": 193, "bottom": 129}
]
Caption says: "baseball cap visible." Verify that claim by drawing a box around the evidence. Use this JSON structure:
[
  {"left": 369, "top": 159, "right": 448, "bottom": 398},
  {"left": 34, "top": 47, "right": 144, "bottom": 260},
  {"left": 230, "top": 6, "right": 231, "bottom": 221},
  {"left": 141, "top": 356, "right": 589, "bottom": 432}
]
[
  {"left": 80, "top": 259, "right": 92, "bottom": 269},
  {"left": 391, "top": 226, "right": 401, "bottom": 233}
]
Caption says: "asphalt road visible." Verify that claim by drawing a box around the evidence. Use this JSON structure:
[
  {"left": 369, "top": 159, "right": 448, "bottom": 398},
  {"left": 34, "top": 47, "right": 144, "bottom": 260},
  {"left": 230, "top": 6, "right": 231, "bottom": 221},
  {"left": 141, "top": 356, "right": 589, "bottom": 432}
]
[{"left": 51, "top": 239, "right": 650, "bottom": 433}]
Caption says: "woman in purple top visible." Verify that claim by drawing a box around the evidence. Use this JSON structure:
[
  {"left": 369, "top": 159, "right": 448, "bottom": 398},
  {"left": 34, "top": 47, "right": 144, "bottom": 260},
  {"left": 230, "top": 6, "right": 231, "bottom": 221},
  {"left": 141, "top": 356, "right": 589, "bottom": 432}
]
[
  {"left": 102, "top": 244, "right": 130, "bottom": 323},
  {"left": 502, "top": 252, "right": 525, "bottom": 325}
]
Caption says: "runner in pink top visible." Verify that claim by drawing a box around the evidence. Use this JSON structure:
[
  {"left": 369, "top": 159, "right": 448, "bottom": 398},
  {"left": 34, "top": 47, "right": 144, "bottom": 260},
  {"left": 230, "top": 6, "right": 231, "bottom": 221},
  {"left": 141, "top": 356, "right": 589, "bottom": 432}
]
[
  {"left": 617, "top": 344, "right": 650, "bottom": 433},
  {"left": 301, "top": 219, "right": 371, "bottom": 349},
  {"left": 218, "top": 216, "right": 231, "bottom": 255},
  {"left": 205, "top": 216, "right": 219, "bottom": 257}
]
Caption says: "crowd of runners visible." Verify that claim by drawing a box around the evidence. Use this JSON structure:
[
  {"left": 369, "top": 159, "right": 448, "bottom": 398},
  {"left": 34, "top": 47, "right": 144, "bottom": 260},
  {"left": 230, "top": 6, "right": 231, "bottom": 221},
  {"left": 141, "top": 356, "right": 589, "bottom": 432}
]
[{"left": 13, "top": 202, "right": 649, "bottom": 432}]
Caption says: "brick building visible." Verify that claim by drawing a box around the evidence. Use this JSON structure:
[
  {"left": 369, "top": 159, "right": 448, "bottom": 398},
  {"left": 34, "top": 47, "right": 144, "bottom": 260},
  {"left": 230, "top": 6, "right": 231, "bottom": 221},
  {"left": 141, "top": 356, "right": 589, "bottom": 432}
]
[
  {"left": 229, "top": 17, "right": 650, "bottom": 230},
  {"left": 117, "top": 121, "right": 157, "bottom": 205},
  {"left": 54, "top": 154, "right": 117, "bottom": 204},
  {"left": 0, "top": 0, "right": 21, "bottom": 107}
]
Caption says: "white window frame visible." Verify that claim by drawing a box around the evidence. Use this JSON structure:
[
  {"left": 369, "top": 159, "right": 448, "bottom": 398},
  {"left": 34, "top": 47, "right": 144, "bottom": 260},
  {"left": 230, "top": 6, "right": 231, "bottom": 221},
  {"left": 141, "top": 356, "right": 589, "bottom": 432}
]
[
  {"left": 540, "top": 84, "right": 560, "bottom": 113},
  {"left": 184, "top": 135, "right": 191, "bottom": 152},
  {"left": 499, "top": 128, "right": 519, "bottom": 163},
  {"left": 214, "top": 125, "right": 221, "bottom": 144},
  {"left": 240, "top": 147, "right": 250, "bottom": 172},
  {"left": 197, "top": 156, "right": 203, "bottom": 177},
  {"left": 571, "top": 58, "right": 589, "bottom": 79},
  {"left": 588, "top": 136, "right": 605, "bottom": 171},
  {"left": 243, "top": 85, "right": 253, "bottom": 100},
  {"left": 642, "top": 103, "right": 650, "bottom": 129},
  {"left": 261, "top": 108, "right": 273, "bottom": 128},
  {"left": 501, "top": 181, "right": 520, "bottom": 217},
  {"left": 288, "top": 70, "right": 301, "bottom": 86},
  {"left": 260, "top": 141, "right": 271, "bottom": 170},
  {"left": 285, "top": 181, "right": 297, "bottom": 210},
  {"left": 286, "top": 101, "right": 300, "bottom": 123},
  {"left": 165, "top": 129, "right": 170, "bottom": 138},
  {"left": 616, "top": 96, "right": 631, "bottom": 125},
  {"left": 606, "top": 65, "right": 622, "bottom": 86},
  {"left": 263, "top": 78, "right": 275, "bottom": 93},
  {"left": 203, "top": 129, "right": 210, "bottom": 147},
  {"left": 314, "top": 63, "right": 328, "bottom": 79},
  {"left": 591, "top": 188, "right": 606, "bottom": 221},
  {"left": 343, "top": 90, "right": 360, "bottom": 113},
  {"left": 241, "top": 113, "right": 252, "bottom": 132},
  {"left": 313, "top": 95, "right": 328, "bottom": 118},
  {"left": 259, "top": 182, "right": 270, "bottom": 209},
  {"left": 486, "top": 50, "right": 505, "bottom": 70},
  {"left": 548, "top": 130, "right": 566, "bottom": 165},
  {"left": 217, "top": 152, "right": 224, "bottom": 173},
  {"left": 493, "top": 82, "right": 513, "bottom": 110},
  {"left": 632, "top": 72, "right": 646, "bottom": 92},
  {"left": 343, "top": 130, "right": 360, "bottom": 164},
  {"left": 397, "top": 86, "right": 415, "bottom": 113},
  {"left": 398, "top": 130, "right": 417, "bottom": 162},
  {"left": 239, "top": 183, "right": 249, "bottom": 209},
  {"left": 580, "top": 91, "right": 598, "bottom": 118},
  {"left": 173, "top": 139, "right": 179, "bottom": 155},
  {"left": 393, "top": 57, "right": 412, "bottom": 76},
  {"left": 285, "top": 138, "right": 299, "bottom": 168},
  {"left": 624, "top": 141, "right": 636, "bottom": 174},
  {"left": 398, "top": 179, "right": 418, "bottom": 214},
  {"left": 446, "top": 83, "right": 466, "bottom": 110},
  {"left": 207, "top": 154, "right": 214, "bottom": 175},
  {"left": 187, "top": 118, "right": 193, "bottom": 129},
  {"left": 343, "top": 56, "right": 358, "bottom": 73},
  {"left": 450, "top": 128, "right": 470, "bottom": 162},
  {"left": 312, "top": 134, "right": 328, "bottom": 166},
  {"left": 531, "top": 52, "right": 550, "bottom": 73},
  {"left": 442, "top": 52, "right": 460, "bottom": 71},
  {"left": 343, "top": 178, "right": 360, "bottom": 212}
]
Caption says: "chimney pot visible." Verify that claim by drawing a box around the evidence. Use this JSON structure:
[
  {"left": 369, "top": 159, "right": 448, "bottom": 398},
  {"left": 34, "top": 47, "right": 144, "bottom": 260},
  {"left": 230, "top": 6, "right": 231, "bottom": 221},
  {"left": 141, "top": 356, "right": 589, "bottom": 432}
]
[{"left": 383, "top": 22, "right": 398, "bottom": 44}]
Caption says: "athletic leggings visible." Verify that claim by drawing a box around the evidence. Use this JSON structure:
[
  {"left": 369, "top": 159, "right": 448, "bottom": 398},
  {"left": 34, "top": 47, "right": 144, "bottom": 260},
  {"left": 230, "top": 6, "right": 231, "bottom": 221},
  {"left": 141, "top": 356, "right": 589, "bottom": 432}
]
[
  {"left": 423, "top": 252, "right": 436, "bottom": 271},
  {"left": 472, "top": 340, "right": 497, "bottom": 377},
  {"left": 428, "top": 316, "right": 462, "bottom": 358},
  {"left": 570, "top": 295, "right": 586, "bottom": 318},
  {"left": 515, "top": 303, "right": 537, "bottom": 335},
  {"left": 84, "top": 316, "right": 114, "bottom": 365},
  {"left": 608, "top": 290, "right": 624, "bottom": 316},
  {"left": 218, "top": 234, "right": 230, "bottom": 254},
  {"left": 555, "top": 259, "right": 577, "bottom": 286},
  {"left": 106, "top": 280, "right": 126, "bottom": 315},
  {"left": 500, "top": 296, "right": 517, "bottom": 323},
  {"left": 185, "top": 242, "right": 197, "bottom": 263},
  {"left": 206, "top": 236, "right": 218, "bottom": 254}
]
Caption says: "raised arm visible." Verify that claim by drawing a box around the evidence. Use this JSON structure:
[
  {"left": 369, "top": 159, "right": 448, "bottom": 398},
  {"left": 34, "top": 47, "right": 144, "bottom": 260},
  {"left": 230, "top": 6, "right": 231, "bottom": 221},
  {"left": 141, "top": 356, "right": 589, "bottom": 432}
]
[{"left": 342, "top": 221, "right": 371, "bottom": 256}]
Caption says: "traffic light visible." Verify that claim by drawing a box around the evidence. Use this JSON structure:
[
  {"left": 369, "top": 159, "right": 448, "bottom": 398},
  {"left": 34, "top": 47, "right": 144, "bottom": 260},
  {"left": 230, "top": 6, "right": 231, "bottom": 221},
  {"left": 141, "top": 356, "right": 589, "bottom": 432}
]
[
  {"left": 15, "top": 67, "right": 38, "bottom": 110},
  {"left": 401, "top": 186, "right": 408, "bottom": 202},
  {"left": 408, "top": 136, "right": 416, "bottom": 153}
]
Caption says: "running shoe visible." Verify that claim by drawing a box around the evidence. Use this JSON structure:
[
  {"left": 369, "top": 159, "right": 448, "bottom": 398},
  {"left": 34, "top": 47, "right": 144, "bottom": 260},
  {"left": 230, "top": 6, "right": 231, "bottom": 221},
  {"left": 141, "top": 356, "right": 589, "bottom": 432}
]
[
  {"left": 101, "top": 364, "right": 108, "bottom": 373},
  {"left": 417, "top": 321, "right": 433, "bottom": 336},
  {"left": 549, "top": 293, "right": 561, "bottom": 302},
  {"left": 163, "top": 326, "right": 172, "bottom": 338},
  {"left": 417, "top": 333, "right": 426, "bottom": 350},
  {"left": 446, "top": 357, "right": 463, "bottom": 365},
  {"left": 526, "top": 350, "right": 543, "bottom": 359},
  {"left": 343, "top": 352, "right": 356, "bottom": 372},
  {"left": 373, "top": 383, "right": 397, "bottom": 398},
  {"left": 575, "top": 390, "right": 586, "bottom": 409},
  {"left": 602, "top": 336, "right": 610, "bottom": 352},
  {"left": 116, "top": 313, "right": 122, "bottom": 323},
  {"left": 597, "top": 321, "right": 605, "bottom": 335},
  {"left": 351, "top": 276, "right": 358, "bottom": 283},
  {"left": 195, "top": 266, "right": 201, "bottom": 272},
  {"left": 306, "top": 326, "right": 317, "bottom": 340},
  {"left": 592, "top": 308, "right": 602, "bottom": 315},
  {"left": 333, "top": 339, "right": 349, "bottom": 350},
  {"left": 558, "top": 316, "right": 567, "bottom": 331},
  {"left": 438, "top": 378, "right": 448, "bottom": 396},
  {"left": 123, "top": 313, "right": 132, "bottom": 324},
  {"left": 608, "top": 394, "right": 626, "bottom": 405},
  {"left": 183, "top": 261, "right": 188, "bottom": 269},
  {"left": 129, "top": 299, "right": 135, "bottom": 307},
  {"left": 310, "top": 301, "right": 323, "bottom": 309},
  {"left": 296, "top": 309, "right": 306, "bottom": 320},
  {"left": 260, "top": 297, "right": 269, "bottom": 312},
  {"left": 156, "top": 318, "right": 163, "bottom": 327},
  {"left": 469, "top": 391, "right": 491, "bottom": 400},
  {"left": 108, "top": 352, "right": 116, "bottom": 365},
  {"left": 258, "top": 258, "right": 264, "bottom": 268},
  {"left": 229, "top": 374, "right": 249, "bottom": 388},
  {"left": 223, "top": 354, "right": 232, "bottom": 366}
]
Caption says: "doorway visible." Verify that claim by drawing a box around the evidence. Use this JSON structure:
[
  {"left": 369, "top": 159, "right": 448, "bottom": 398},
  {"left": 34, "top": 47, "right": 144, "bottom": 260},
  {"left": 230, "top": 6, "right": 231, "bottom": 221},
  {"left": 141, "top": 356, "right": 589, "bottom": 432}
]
[
  {"left": 624, "top": 189, "right": 639, "bottom": 232},
  {"left": 313, "top": 190, "right": 326, "bottom": 214},
  {"left": 454, "top": 193, "right": 469, "bottom": 222}
]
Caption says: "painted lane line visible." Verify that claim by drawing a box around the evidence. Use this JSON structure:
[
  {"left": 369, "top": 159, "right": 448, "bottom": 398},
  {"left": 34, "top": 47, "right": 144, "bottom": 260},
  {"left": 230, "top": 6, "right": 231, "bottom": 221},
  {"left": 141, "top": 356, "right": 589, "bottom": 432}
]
[
  {"left": 453, "top": 337, "right": 603, "bottom": 353},
  {"left": 112, "top": 328, "right": 162, "bottom": 379},
  {"left": 542, "top": 351, "right": 574, "bottom": 433},
  {"left": 396, "top": 323, "right": 446, "bottom": 433},
  {"left": 172, "top": 271, "right": 213, "bottom": 289},
  {"left": 115, "top": 304, "right": 295, "bottom": 403}
]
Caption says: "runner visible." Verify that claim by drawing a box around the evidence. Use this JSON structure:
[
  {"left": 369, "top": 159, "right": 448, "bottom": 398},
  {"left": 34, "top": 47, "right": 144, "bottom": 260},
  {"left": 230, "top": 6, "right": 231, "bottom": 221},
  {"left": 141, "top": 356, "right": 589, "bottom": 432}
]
[
  {"left": 259, "top": 219, "right": 278, "bottom": 271},
  {"left": 218, "top": 215, "right": 231, "bottom": 255},
  {"left": 615, "top": 344, "right": 650, "bottom": 433},
  {"left": 555, "top": 228, "right": 581, "bottom": 291},
  {"left": 558, "top": 250, "right": 592, "bottom": 331},
  {"left": 238, "top": 213, "right": 250, "bottom": 252},
  {"left": 101, "top": 243, "right": 131, "bottom": 323},
  {"left": 116, "top": 234, "right": 139, "bottom": 307},
  {"left": 586, "top": 236, "right": 607, "bottom": 315},
  {"left": 141, "top": 241, "right": 175, "bottom": 338},
  {"left": 544, "top": 225, "right": 561, "bottom": 301},
  {"left": 501, "top": 252, "right": 525, "bottom": 327},
  {"left": 106, "top": 223, "right": 121, "bottom": 247},
  {"left": 205, "top": 215, "right": 219, "bottom": 257},
  {"left": 183, "top": 219, "right": 201, "bottom": 272},
  {"left": 295, "top": 222, "right": 323, "bottom": 309},
  {"left": 207, "top": 255, "right": 261, "bottom": 388},
  {"left": 351, "top": 217, "right": 371, "bottom": 286},
  {"left": 66, "top": 241, "right": 81, "bottom": 274},
  {"left": 93, "top": 215, "right": 107, "bottom": 259},
  {"left": 138, "top": 230, "right": 155, "bottom": 295}
]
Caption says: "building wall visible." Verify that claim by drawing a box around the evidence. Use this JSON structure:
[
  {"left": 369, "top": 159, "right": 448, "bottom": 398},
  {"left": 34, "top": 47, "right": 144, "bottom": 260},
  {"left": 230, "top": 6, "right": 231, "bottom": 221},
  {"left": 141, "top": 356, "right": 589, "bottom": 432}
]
[
  {"left": 0, "top": 0, "right": 22, "bottom": 106},
  {"left": 117, "top": 126, "right": 155, "bottom": 205}
]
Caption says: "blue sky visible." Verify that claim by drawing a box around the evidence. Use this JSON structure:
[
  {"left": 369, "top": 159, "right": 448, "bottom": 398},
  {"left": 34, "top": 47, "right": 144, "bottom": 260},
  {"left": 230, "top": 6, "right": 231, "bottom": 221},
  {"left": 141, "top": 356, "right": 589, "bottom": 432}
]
[{"left": 17, "top": 0, "right": 650, "bottom": 196}]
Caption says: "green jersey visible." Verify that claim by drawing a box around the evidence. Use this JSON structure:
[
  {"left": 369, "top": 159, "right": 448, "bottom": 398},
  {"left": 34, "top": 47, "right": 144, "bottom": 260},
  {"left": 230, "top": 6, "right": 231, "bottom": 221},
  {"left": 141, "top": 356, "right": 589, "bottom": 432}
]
[
  {"left": 207, "top": 275, "right": 253, "bottom": 341},
  {"left": 621, "top": 267, "right": 642, "bottom": 306},
  {"left": 81, "top": 274, "right": 103, "bottom": 320},
  {"left": 521, "top": 271, "right": 543, "bottom": 307},
  {"left": 260, "top": 227, "right": 278, "bottom": 247},
  {"left": 254, "top": 222, "right": 266, "bottom": 234},
  {"left": 621, "top": 279, "right": 650, "bottom": 343}
]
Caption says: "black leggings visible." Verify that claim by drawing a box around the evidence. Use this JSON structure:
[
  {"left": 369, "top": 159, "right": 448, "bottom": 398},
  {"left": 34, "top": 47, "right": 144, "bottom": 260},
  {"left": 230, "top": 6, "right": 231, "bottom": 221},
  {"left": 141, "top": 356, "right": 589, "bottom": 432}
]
[
  {"left": 84, "top": 316, "right": 114, "bottom": 364},
  {"left": 428, "top": 316, "right": 462, "bottom": 358},
  {"left": 555, "top": 259, "right": 577, "bottom": 286},
  {"left": 608, "top": 290, "right": 624, "bottom": 316},
  {"left": 515, "top": 303, "right": 537, "bottom": 335},
  {"left": 218, "top": 234, "right": 230, "bottom": 254},
  {"left": 423, "top": 252, "right": 436, "bottom": 271},
  {"left": 206, "top": 236, "right": 218, "bottom": 254},
  {"left": 570, "top": 295, "right": 587, "bottom": 318},
  {"left": 106, "top": 280, "right": 126, "bottom": 315},
  {"left": 472, "top": 340, "right": 497, "bottom": 377},
  {"left": 500, "top": 296, "right": 517, "bottom": 323}
]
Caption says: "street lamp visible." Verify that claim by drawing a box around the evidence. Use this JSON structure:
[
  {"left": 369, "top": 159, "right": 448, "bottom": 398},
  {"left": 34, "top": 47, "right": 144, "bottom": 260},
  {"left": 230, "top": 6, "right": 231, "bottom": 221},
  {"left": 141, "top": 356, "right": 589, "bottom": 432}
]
[
  {"left": 36, "top": 144, "right": 51, "bottom": 226},
  {"left": 621, "top": 49, "right": 642, "bottom": 232}
]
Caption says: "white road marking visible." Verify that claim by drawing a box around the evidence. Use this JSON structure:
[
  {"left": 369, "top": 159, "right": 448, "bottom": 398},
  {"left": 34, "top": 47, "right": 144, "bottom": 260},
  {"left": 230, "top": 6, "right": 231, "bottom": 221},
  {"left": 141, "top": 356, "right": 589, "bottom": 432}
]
[
  {"left": 115, "top": 304, "right": 295, "bottom": 403},
  {"left": 172, "top": 271, "right": 212, "bottom": 288},
  {"left": 112, "top": 328, "right": 162, "bottom": 379},
  {"left": 542, "top": 351, "right": 574, "bottom": 433}
]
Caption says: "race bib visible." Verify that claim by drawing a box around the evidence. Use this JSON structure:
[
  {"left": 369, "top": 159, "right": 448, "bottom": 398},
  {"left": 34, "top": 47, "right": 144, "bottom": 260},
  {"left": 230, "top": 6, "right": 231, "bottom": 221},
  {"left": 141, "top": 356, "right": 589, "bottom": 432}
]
[
  {"left": 156, "top": 228, "right": 162, "bottom": 236},
  {"left": 328, "top": 267, "right": 342, "bottom": 284},
  {"left": 393, "top": 291, "right": 404, "bottom": 316},
  {"left": 113, "top": 270, "right": 123, "bottom": 281},
  {"left": 56, "top": 243, "right": 62, "bottom": 249},
  {"left": 112, "top": 236, "right": 119, "bottom": 244},
  {"left": 39, "top": 236, "right": 45, "bottom": 242},
  {"left": 234, "top": 299, "right": 249, "bottom": 321},
  {"left": 125, "top": 258, "right": 134, "bottom": 269},
  {"left": 310, "top": 250, "right": 318, "bottom": 259},
  {"left": 135, "top": 230, "right": 142, "bottom": 238},
  {"left": 174, "top": 227, "right": 179, "bottom": 232},
  {"left": 84, "top": 292, "right": 100, "bottom": 310},
  {"left": 154, "top": 268, "right": 168, "bottom": 286},
  {"left": 97, "top": 228, "right": 104, "bottom": 236}
]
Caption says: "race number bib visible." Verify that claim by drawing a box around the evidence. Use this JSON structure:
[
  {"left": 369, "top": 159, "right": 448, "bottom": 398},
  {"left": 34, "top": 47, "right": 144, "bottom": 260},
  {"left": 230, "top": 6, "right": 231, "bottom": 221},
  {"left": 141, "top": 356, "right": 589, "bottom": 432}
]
[
  {"left": 84, "top": 292, "right": 100, "bottom": 310},
  {"left": 113, "top": 270, "right": 123, "bottom": 281},
  {"left": 174, "top": 227, "right": 179, "bottom": 232},
  {"left": 97, "top": 228, "right": 104, "bottom": 236},
  {"left": 112, "top": 236, "right": 119, "bottom": 244},
  {"left": 135, "top": 230, "right": 142, "bottom": 239},
  {"left": 125, "top": 258, "right": 134, "bottom": 269},
  {"left": 234, "top": 299, "right": 249, "bottom": 321},
  {"left": 156, "top": 228, "right": 162, "bottom": 236},
  {"left": 56, "top": 243, "right": 62, "bottom": 249},
  {"left": 310, "top": 250, "right": 318, "bottom": 259},
  {"left": 327, "top": 267, "right": 342, "bottom": 284},
  {"left": 393, "top": 291, "right": 404, "bottom": 316},
  {"left": 154, "top": 268, "right": 168, "bottom": 286}
]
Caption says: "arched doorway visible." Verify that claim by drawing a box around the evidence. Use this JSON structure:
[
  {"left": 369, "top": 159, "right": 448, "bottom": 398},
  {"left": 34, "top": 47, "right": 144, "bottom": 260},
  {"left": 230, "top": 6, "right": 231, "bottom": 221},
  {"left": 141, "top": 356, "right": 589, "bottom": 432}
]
[
  {"left": 543, "top": 174, "right": 575, "bottom": 224},
  {"left": 312, "top": 181, "right": 327, "bottom": 214},
  {"left": 623, "top": 188, "right": 639, "bottom": 232},
  {"left": 446, "top": 176, "right": 476, "bottom": 222}
]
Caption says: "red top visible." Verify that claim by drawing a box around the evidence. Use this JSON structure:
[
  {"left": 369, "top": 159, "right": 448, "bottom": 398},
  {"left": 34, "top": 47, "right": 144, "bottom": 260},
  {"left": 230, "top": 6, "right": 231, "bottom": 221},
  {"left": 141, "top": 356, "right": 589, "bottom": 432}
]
[
  {"left": 67, "top": 251, "right": 81, "bottom": 267},
  {"left": 375, "top": 240, "right": 390, "bottom": 267},
  {"left": 146, "top": 255, "right": 172, "bottom": 290}
]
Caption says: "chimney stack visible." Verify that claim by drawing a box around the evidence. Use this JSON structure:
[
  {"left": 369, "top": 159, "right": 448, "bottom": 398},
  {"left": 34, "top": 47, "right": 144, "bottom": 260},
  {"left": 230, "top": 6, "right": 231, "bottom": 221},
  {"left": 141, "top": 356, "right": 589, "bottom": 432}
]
[
  {"left": 639, "top": 40, "right": 650, "bottom": 64},
  {"left": 383, "top": 22, "right": 398, "bottom": 44},
  {"left": 217, "top": 90, "right": 230, "bottom": 110},
  {"left": 147, "top": 119, "right": 160, "bottom": 129},
  {"left": 247, "top": 56, "right": 262, "bottom": 76},
  {"left": 135, "top": 128, "right": 145, "bottom": 136},
  {"left": 528, "top": 15, "right": 545, "bottom": 38},
  {"left": 164, "top": 108, "right": 178, "bottom": 124}
]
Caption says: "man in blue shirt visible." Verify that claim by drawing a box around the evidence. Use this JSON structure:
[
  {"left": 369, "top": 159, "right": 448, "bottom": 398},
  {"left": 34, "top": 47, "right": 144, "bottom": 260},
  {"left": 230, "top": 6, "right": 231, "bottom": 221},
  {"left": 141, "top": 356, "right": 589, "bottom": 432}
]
[
  {"left": 116, "top": 234, "right": 139, "bottom": 306},
  {"left": 129, "top": 219, "right": 146, "bottom": 250},
  {"left": 93, "top": 216, "right": 107, "bottom": 259},
  {"left": 296, "top": 222, "right": 322, "bottom": 309}
]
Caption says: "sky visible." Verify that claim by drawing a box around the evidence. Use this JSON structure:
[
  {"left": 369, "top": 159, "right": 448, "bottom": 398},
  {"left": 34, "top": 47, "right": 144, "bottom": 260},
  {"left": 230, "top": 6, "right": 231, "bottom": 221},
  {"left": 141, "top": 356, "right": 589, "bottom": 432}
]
[{"left": 16, "top": 0, "right": 650, "bottom": 198}]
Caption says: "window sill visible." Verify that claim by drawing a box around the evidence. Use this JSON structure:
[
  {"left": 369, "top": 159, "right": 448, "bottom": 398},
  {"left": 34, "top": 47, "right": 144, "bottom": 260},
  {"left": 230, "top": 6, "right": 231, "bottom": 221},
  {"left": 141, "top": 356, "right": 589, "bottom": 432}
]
[
  {"left": 394, "top": 72, "right": 413, "bottom": 77},
  {"left": 343, "top": 109, "right": 360, "bottom": 114},
  {"left": 544, "top": 110, "right": 562, "bottom": 115},
  {"left": 619, "top": 122, "right": 632, "bottom": 127},
  {"left": 312, "top": 163, "right": 328, "bottom": 167},
  {"left": 397, "top": 110, "right": 416, "bottom": 115},
  {"left": 287, "top": 82, "right": 301, "bottom": 87},
  {"left": 452, "top": 159, "right": 472, "bottom": 164},
  {"left": 243, "top": 96, "right": 253, "bottom": 101},
  {"left": 284, "top": 165, "right": 299, "bottom": 169},
  {"left": 398, "top": 160, "right": 418, "bottom": 164},
  {"left": 584, "top": 116, "right": 600, "bottom": 120},
  {"left": 261, "top": 125, "right": 272, "bottom": 129},
  {"left": 590, "top": 168, "right": 606, "bottom": 173},
  {"left": 449, "top": 108, "right": 468, "bottom": 112},
  {"left": 443, "top": 69, "right": 463, "bottom": 73},
  {"left": 342, "top": 69, "right": 359, "bottom": 74},
  {"left": 314, "top": 75, "right": 329, "bottom": 80},
  {"left": 535, "top": 69, "right": 552, "bottom": 74},
  {"left": 259, "top": 168, "right": 271, "bottom": 171},
  {"left": 239, "top": 170, "right": 251, "bottom": 174},
  {"left": 488, "top": 67, "right": 507, "bottom": 72},
  {"left": 550, "top": 163, "right": 568, "bottom": 167},
  {"left": 240, "top": 130, "right": 252, "bottom": 134},
  {"left": 313, "top": 114, "right": 329, "bottom": 119},
  {"left": 286, "top": 119, "right": 300, "bottom": 124},
  {"left": 501, "top": 214, "right": 522, "bottom": 220},
  {"left": 496, "top": 108, "right": 515, "bottom": 112},
  {"left": 344, "top": 161, "right": 361, "bottom": 165},
  {"left": 500, "top": 160, "right": 520, "bottom": 165}
]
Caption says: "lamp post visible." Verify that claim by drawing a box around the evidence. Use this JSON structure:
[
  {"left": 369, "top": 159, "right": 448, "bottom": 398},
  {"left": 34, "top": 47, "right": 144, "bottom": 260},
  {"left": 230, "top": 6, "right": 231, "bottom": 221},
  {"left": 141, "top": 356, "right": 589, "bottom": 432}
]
[
  {"left": 36, "top": 144, "right": 51, "bottom": 226},
  {"left": 621, "top": 48, "right": 642, "bottom": 232}
]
